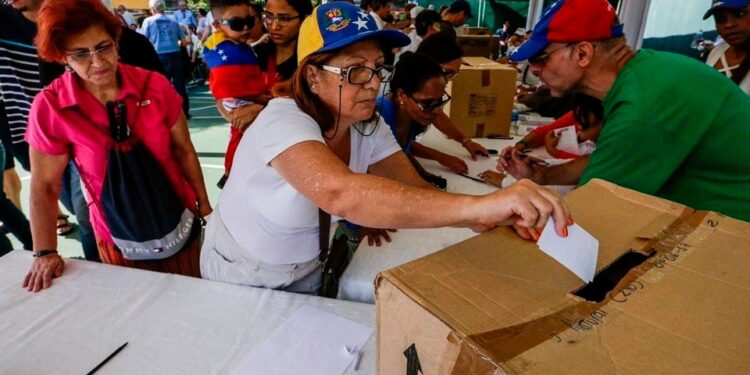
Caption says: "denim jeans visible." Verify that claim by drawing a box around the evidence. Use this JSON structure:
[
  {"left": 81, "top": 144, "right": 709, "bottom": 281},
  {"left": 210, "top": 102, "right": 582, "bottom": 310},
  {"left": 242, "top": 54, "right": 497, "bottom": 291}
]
[
  {"left": 158, "top": 52, "right": 190, "bottom": 116},
  {"left": 0, "top": 142, "right": 32, "bottom": 256},
  {"left": 60, "top": 161, "right": 99, "bottom": 262}
]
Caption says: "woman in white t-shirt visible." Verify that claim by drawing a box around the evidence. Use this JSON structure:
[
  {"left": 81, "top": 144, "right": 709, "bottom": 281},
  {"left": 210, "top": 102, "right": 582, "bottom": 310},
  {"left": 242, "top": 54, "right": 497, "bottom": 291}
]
[
  {"left": 703, "top": 1, "right": 750, "bottom": 94},
  {"left": 200, "top": 3, "right": 572, "bottom": 293}
]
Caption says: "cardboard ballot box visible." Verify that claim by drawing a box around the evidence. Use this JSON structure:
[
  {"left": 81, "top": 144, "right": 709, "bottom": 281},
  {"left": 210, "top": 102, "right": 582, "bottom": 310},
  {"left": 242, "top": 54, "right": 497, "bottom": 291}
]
[
  {"left": 457, "top": 35, "right": 500, "bottom": 58},
  {"left": 444, "top": 57, "right": 517, "bottom": 138},
  {"left": 376, "top": 179, "right": 750, "bottom": 374},
  {"left": 465, "top": 27, "right": 491, "bottom": 35}
]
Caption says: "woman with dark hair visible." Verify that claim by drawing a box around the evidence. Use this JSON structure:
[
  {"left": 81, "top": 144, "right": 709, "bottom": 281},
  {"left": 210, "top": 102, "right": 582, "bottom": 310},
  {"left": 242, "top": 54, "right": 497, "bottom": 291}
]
[
  {"left": 23, "top": 0, "right": 211, "bottom": 292},
  {"left": 216, "top": 0, "right": 313, "bottom": 126},
  {"left": 704, "top": 0, "right": 750, "bottom": 94},
  {"left": 411, "top": 32, "right": 490, "bottom": 161},
  {"left": 214, "top": 0, "right": 313, "bottom": 188},
  {"left": 378, "top": 52, "right": 468, "bottom": 180},
  {"left": 200, "top": 2, "right": 572, "bottom": 292}
]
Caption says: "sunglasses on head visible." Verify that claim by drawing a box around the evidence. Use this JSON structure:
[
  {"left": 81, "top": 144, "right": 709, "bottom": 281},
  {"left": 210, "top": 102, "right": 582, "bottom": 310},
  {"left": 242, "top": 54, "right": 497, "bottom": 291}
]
[{"left": 217, "top": 15, "right": 256, "bottom": 32}]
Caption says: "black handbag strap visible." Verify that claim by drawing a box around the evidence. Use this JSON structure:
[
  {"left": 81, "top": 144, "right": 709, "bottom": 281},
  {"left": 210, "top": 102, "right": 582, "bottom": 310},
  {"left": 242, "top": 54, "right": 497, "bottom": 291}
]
[
  {"left": 318, "top": 209, "right": 331, "bottom": 262},
  {"left": 72, "top": 71, "right": 154, "bottom": 216}
]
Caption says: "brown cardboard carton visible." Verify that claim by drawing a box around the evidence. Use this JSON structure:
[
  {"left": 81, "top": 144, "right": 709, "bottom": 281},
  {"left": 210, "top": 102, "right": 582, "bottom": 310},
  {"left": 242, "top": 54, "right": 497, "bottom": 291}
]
[
  {"left": 457, "top": 35, "right": 500, "bottom": 58},
  {"left": 444, "top": 57, "right": 516, "bottom": 138},
  {"left": 465, "top": 27, "right": 491, "bottom": 35},
  {"left": 376, "top": 179, "right": 750, "bottom": 374}
]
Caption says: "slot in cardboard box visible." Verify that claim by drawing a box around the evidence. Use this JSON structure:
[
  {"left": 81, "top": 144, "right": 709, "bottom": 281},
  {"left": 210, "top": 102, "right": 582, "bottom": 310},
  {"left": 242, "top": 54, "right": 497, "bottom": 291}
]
[
  {"left": 444, "top": 57, "right": 517, "bottom": 138},
  {"left": 376, "top": 179, "right": 750, "bottom": 374}
]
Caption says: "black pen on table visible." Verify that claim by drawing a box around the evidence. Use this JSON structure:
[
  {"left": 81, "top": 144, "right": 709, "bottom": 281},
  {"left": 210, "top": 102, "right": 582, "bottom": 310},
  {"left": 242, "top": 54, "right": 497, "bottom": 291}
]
[{"left": 87, "top": 342, "right": 128, "bottom": 375}]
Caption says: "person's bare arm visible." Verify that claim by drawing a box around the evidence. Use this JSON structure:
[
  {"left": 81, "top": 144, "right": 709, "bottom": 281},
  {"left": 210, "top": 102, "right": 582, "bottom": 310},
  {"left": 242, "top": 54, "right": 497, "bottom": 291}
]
[
  {"left": 498, "top": 147, "right": 589, "bottom": 186},
  {"left": 432, "top": 111, "right": 488, "bottom": 159},
  {"left": 411, "top": 142, "right": 468, "bottom": 174},
  {"left": 367, "top": 151, "right": 433, "bottom": 190},
  {"left": 270, "top": 140, "right": 571, "bottom": 235},
  {"left": 23, "top": 149, "right": 68, "bottom": 292},
  {"left": 170, "top": 113, "right": 212, "bottom": 217},
  {"left": 216, "top": 101, "right": 265, "bottom": 132},
  {"left": 534, "top": 156, "right": 590, "bottom": 186}
]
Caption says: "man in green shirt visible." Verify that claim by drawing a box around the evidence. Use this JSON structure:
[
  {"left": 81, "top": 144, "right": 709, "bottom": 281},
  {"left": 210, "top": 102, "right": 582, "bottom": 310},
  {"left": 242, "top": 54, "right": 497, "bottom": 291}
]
[{"left": 498, "top": 0, "right": 750, "bottom": 222}]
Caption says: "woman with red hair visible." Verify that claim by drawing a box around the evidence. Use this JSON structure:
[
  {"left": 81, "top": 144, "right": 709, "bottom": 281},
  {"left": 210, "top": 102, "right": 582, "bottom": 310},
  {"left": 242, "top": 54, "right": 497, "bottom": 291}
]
[{"left": 23, "top": 0, "right": 212, "bottom": 292}]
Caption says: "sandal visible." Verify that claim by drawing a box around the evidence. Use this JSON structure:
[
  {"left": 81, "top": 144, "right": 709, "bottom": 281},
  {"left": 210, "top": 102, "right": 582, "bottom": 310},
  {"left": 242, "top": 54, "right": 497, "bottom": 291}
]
[{"left": 56, "top": 215, "right": 76, "bottom": 236}]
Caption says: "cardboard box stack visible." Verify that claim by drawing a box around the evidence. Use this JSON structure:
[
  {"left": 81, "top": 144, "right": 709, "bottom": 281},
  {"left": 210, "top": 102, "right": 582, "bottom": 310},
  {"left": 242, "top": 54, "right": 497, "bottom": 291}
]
[
  {"left": 377, "top": 179, "right": 750, "bottom": 374},
  {"left": 444, "top": 57, "right": 517, "bottom": 138}
]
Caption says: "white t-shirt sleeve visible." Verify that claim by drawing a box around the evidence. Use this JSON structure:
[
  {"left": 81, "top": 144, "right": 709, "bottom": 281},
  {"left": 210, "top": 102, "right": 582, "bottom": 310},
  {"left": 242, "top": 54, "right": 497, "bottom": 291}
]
[
  {"left": 366, "top": 116, "right": 402, "bottom": 166},
  {"left": 249, "top": 99, "right": 326, "bottom": 166}
]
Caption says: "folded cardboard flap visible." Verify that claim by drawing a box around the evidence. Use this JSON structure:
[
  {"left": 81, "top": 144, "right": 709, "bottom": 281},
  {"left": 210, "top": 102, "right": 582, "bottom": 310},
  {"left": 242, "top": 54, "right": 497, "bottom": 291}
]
[{"left": 377, "top": 179, "right": 750, "bottom": 374}]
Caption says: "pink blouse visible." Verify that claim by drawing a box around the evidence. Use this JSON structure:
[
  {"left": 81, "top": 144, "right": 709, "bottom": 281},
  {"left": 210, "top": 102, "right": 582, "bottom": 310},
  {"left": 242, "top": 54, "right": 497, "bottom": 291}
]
[{"left": 26, "top": 63, "right": 197, "bottom": 244}]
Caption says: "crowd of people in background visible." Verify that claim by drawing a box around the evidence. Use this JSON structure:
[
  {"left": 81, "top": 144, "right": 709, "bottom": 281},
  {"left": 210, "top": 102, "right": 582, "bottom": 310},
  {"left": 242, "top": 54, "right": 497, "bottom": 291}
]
[{"left": 0, "top": 0, "right": 748, "bottom": 297}]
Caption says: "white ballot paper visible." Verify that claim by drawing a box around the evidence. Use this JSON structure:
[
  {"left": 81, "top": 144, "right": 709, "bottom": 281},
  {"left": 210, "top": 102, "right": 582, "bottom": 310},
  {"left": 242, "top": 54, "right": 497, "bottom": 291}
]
[
  {"left": 553, "top": 125, "right": 581, "bottom": 156},
  {"left": 537, "top": 219, "right": 599, "bottom": 283},
  {"left": 232, "top": 305, "right": 373, "bottom": 375}
]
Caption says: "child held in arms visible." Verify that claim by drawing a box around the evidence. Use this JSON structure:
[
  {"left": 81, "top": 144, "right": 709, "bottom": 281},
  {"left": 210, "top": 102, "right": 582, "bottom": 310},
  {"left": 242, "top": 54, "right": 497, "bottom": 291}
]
[{"left": 204, "top": 0, "right": 270, "bottom": 187}]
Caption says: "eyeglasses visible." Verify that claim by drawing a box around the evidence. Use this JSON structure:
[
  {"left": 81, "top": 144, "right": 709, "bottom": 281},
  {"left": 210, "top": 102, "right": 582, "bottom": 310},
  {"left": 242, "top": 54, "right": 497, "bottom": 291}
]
[
  {"left": 262, "top": 12, "right": 302, "bottom": 26},
  {"left": 320, "top": 64, "right": 394, "bottom": 85},
  {"left": 409, "top": 92, "right": 451, "bottom": 112},
  {"left": 528, "top": 43, "right": 573, "bottom": 65},
  {"left": 65, "top": 42, "right": 117, "bottom": 65},
  {"left": 442, "top": 68, "right": 459, "bottom": 80},
  {"left": 714, "top": 7, "right": 748, "bottom": 24},
  {"left": 217, "top": 16, "right": 256, "bottom": 32}
]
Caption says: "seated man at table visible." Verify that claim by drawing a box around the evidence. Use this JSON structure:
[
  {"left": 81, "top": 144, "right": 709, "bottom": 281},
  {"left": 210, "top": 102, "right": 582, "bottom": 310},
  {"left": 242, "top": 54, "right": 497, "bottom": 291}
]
[{"left": 498, "top": 0, "right": 750, "bottom": 222}]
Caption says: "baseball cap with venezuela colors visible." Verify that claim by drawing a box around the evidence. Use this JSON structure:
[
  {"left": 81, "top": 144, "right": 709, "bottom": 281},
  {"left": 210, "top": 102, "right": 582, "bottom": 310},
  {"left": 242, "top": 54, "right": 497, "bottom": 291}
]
[
  {"left": 510, "top": 0, "right": 625, "bottom": 62},
  {"left": 297, "top": 2, "right": 410, "bottom": 64}
]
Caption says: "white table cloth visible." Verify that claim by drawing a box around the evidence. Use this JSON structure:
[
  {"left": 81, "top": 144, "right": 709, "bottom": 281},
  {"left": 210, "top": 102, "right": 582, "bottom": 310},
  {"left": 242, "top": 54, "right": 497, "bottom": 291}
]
[{"left": 0, "top": 251, "right": 375, "bottom": 375}]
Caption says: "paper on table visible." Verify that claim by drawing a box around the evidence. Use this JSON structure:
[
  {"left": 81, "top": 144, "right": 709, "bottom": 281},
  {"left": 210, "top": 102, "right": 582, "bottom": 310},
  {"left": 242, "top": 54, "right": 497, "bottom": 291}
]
[
  {"left": 232, "top": 305, "right": 373, "bottom": 375},
  {"left": 553, "top": 125, "right": 580, "bottom": 156},
  {"left": 537, "top": 219, "right": 599, "bottom": 282}
]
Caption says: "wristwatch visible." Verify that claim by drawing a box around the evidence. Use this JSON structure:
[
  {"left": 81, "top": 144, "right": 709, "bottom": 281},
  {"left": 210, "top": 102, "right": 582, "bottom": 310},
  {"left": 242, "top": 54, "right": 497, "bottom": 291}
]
[{"left": 33, "top": 250, "right": 58, "bottom": 258}]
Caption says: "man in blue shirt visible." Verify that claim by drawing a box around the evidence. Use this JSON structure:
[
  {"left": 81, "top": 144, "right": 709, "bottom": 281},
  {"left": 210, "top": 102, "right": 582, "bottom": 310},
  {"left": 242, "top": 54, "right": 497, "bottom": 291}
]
[
  {"left": 172, "top": 0, "right": 197, "bottom": 28},
  {"left": 142, "top": 0, "right": 190, "bottom": 117}
]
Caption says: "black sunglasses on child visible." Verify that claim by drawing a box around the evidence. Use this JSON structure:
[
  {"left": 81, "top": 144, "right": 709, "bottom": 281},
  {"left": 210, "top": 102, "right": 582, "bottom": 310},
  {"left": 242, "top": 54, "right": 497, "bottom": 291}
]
[{"left": 217, "top": 16, "right": 256, "bottom": 32}]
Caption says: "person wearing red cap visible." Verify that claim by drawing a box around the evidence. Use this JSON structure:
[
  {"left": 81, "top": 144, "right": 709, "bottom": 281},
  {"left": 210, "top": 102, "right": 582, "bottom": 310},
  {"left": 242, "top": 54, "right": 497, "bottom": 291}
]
[
  {"left": 498, "top": 0, "right": 750, "bottom": 222},
  {"left": 703, "top": 0, "right": 750, "bottom": 94}
]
